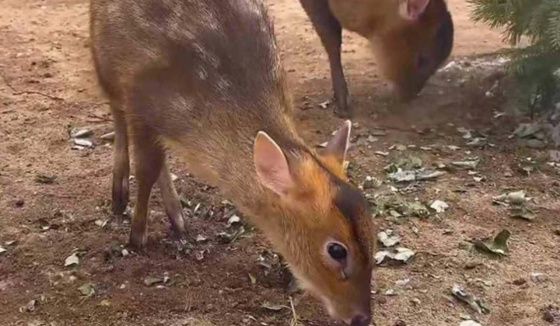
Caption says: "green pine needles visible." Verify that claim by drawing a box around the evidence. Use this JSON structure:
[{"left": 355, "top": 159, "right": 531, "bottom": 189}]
[{"left": 469, "top": 0, "right": 560, "bottom": 113}]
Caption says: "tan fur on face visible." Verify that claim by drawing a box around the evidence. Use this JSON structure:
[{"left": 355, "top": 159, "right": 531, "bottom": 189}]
[{"left": 258, "top": 152, "right": 373, "bottom": 322}]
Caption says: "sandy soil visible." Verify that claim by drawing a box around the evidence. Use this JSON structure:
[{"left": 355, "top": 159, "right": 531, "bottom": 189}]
[{"left": 1, "top": 0, "right": 559, "bottom": 325}]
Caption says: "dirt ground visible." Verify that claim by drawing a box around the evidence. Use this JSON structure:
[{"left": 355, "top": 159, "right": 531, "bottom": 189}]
[{"left": 1, "top": 0, "right": 559, "bottom": 325}]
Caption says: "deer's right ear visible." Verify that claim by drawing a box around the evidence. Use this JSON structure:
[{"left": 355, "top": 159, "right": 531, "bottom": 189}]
[
  {"left": 399, "top": 0, "right": 430, "bottom": 21},
  {"left": 254, "top": 132, "right": 295, "bottom": 196}
]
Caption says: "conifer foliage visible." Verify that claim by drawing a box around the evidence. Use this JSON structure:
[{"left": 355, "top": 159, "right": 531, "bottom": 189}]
[{"left": 469, "top": 0, "right": 560, "bottom": 112}]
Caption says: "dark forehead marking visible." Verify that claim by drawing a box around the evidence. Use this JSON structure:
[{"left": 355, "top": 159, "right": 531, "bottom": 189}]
[
  {"left": 333, "top": 180, "right": 368, "bottom": 224},
  {"left": 302, "top": 149, "right": 369, "bottom": 223}
]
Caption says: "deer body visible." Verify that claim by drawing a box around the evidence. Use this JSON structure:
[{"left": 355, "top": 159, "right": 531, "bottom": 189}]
[
  {"left": 299, "top": 0, "right": 454, "bottom": 117},
  {"left": 90, "top": 0, "right": 375, "bottom": 324}
]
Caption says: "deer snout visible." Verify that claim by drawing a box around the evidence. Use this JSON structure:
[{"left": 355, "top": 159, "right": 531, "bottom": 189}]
[{"left": 347, "top": 312, "right": 371, "bottom": 326}]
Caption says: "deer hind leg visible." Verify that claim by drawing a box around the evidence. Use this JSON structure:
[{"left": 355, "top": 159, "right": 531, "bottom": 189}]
[
  {"left": 110, "top": 104, "right": 130, "bottom": 217},
  {"left": 157, "top": 160, "right": 187, "bottom": 238},
  {"left": 128, "top": 123, "right": 164, "bottom": 249}
]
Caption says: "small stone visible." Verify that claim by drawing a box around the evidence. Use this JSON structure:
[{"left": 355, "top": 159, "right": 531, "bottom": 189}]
[
  {"left": 542, "top": 305, "right": 560, "bottom": 323},
  {"left": 195, "top": 234, "right": 208, "bottom": 243},
  {"left": 15, "top": 199, "right": 24, "bottom": 207},
  {"left": 371, "top": 129, "right": 387, "bottom": 136},
  {"left": 460, "top": 321, "right": 481, "bottom": 326},
  {"left": 395, "top": 278, "right": 410, "bottom": 287},
  {"left": 531, "top": 273, "right": 548, "bottom": 283},
  {"left": 430, "top": 200, "right": 449, "bottom": 213},
  {"left": 227, "top": 214, "right": 241, "bottom": 227},
  {"left": 362, "top": 176, "right": 381, "bottom": 189},
  {"left": 71, "top": 128, "right": 93, "bottom": 138},
  {"left": 195, "top": 250, "right": 205, "bottom": 261},
  {"left": 73, "top": 138, "right": 94, "bottom": 148},
  {"left": 144, "top": 276, "right": 164, "bottom": 287},
  {"left": 25, "top": 299, "right": 37, "bottom": 312},
  {"left": 411, "top": 298, "right": 421, "bottom": 306},
  {"left": 394, "top": 320, "right": 407, "bottom": 326}
]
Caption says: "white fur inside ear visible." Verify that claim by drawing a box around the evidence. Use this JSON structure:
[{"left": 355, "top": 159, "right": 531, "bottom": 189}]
[
  {"left": 253, "top": 131, "right": 294, "bottom": 196},
  {"left": 324, "top": 120, "right": 352, "bottom": 163},
  {"left": 399, "top": 0, "right": 430, "bottom": 21},
  {"left": 340, "top": 120, "right": 352, "bottom": 160}
]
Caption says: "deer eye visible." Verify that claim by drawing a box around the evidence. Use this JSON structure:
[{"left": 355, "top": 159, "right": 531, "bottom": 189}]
[{"left": 327, "top": 242, "right": 347, "bottom": 261}]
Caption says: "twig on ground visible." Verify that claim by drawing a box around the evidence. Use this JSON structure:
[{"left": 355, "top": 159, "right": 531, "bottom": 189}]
[{"left": 1, "top": 72, "right": 64, "bottom": 101}]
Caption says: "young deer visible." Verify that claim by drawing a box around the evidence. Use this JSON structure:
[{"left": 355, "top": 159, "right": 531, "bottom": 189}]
[
  {"left": 90, "top": 0, "right": 375, "bottom": 324},
  {"left": 299, "top": 0, "right": 454, "bottom": 117}
]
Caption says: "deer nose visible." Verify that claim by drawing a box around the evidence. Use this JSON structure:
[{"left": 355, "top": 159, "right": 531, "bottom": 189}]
[{"left": 350, "top": 314, "right": 371, "bottom": 326}]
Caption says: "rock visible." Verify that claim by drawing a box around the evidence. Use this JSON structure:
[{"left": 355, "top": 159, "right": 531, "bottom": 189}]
[
  {"left": 363, "top": 176, "right": 381, "bottom": 189},
  {"left": 460, "top": 321, "right": 481, "bottom": 326},
  {"left": 227, "top": 214, "right": 241, "bottom": 227},
  {"left": 542, "top": 305, "right": 560, "bottom": 323},
  {"left": 531, "top": 273, "right": 548, "bottom": 283},
  {"left": 15, "top": 199, "right": 24, "bottom": 207},
  {"left": 394, "top": 320, "right": 407, "bottom": 326},
  {"left": 73, "top": 138, "right": 94, "bottom": 148},
  {"left": 430, "top": 200, "right": 449, "bottom": 213},
  {"left": 24, "top": 299, "right": 37, "bottom": 312},
  {"left": 195, "top": 234, "right": 209, "bottom": 243},
  {"left": 71, "top": 128, "right": 93, "bottom": 138}
]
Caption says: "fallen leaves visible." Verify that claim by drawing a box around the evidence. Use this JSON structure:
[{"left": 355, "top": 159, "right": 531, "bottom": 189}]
[
  {"left": 451, "top": 284, "right": 490, "bottom": 314},
  {"left": 78, "top": 283, "right": 95, "bottom": 297},
  {"left": 375, "top": 247, "right": 415, "bottom": 265},
  {"left": 493, "top": 190, "right": 537, "bottom": 221},
  {"left": 144, "top": 274, "right": 170, "bottom": 287},
  {"left": 378, "top": 230, "right": 401, "bottom": 247},
  {"left": 430, "top": 200, "right": 449, "bottom": 213},
  {"left": 473, "top": 229, "right": 510, "bottom": 256},
  {"left": 35, "top": 174, "right": 56, "bottom": 184},
  {"left": 64, "top": 253, "right": 80, "bottom": 267}
]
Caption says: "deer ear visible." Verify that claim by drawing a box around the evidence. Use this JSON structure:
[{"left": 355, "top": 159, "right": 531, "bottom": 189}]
[
  {"left": 399, "top": 0, "right": 430, "bottom": 21},
  {"left": 254, "top": 131, "right": 295, "bottom": 196},
  {"left": 323, "top": 120, "right": 351, "bottom": 165}
]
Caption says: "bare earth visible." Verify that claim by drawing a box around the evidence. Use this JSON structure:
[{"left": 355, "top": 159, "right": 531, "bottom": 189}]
[{"left": 1, "top": 1, "right": 559, "bottom": 326}]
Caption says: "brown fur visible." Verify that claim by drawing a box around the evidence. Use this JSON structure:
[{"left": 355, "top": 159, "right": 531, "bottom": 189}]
[{"left": 90, "top": 0, "right": 375, "bottom": 324}]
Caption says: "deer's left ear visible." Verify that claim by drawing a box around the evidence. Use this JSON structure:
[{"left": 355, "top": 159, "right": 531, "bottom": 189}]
[
  {"left": 254, "top": 131, "right": 295, "bottom": 196},
  {"left": 323, "top": 120, "right": 351, "bottom": 165}
]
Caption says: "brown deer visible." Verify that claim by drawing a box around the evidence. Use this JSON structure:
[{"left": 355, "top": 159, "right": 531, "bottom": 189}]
[
  {"left": 299, "top": 0, "right": 454, "bottom": 117},
  {"left": 90, "top": 0, "right": 375, "bottom": 324}
]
